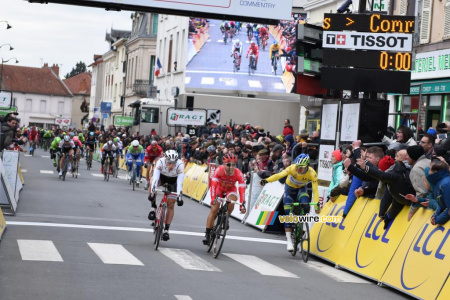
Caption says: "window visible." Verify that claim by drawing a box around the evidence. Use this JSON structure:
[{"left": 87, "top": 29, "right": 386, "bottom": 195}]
[
  {"left": 152, "top": 14, "right": 159, "bottom": 35},
  {"left": 141, "top": 107, "right": 159, "bottom": 123},
  {"left": 444, "top": 0, "right": 450, "bottom": 40},
  {"left": 58, "top": 101, "right": 64, "bottom": 115},
  {"left": 420, "top": 0, "right": 433, "bottom": 44},
  {"left": 26, "top": 99, "right": 32, "bottom": 112},
  {"left": 168, "top": 36, "right": 173, "bottom": 73},
  {"left": 40, "top": 100, "right": 47, "bottom": 113},
  {"left": 149, "top": 55, "right": 156, "bottom": 85}
]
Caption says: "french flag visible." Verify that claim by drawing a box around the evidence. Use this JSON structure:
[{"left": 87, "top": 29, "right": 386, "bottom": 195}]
[{"left": 155, "top": 58, "right": 162, "bottom": 77}]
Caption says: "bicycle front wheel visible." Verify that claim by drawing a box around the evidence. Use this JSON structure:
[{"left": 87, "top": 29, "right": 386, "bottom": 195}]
[
  {"left": 291, "top": 224, "right": 299, "bottom": 257},
  {"left": 213, "top": 210, "right": 228, "bottom": 259},
  {"left": 207, "top": 213, "right": 221, "bottom": 253},
  {"left": 155, "top": 205, "right": 166, "bottom": 250},
  {"left": 300, "top": 222, "right": 310, "bottom": 263}
]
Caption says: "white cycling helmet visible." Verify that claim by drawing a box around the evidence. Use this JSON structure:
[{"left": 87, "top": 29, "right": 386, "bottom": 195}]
[
  {"left": 107, "top": 140, "right": 113, "bottom": 145},
  {"left": 164, "top": 150, "right": 178, "bottom": 162},
  {"left": 235, "top": 39, "right": 240, "bottom": 45},
  {"left": 63, "top": 135, "right": 70, "bottom": 142},
  {"left": 132, "top": 140, "right": 139, "bottom": 147}
]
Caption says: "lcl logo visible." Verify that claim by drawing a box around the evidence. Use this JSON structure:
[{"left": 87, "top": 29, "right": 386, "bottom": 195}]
[
  {"left": 400, "top": 223, "right": 450, "bottom": 290},
  {"left": 316, "top": 204, "right": 346, "bottom": 253}
]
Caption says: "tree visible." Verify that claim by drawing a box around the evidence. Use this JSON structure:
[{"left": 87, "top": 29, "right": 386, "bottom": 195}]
[{"left": 65, "top": 61, "right": 87, "bottom": 79}]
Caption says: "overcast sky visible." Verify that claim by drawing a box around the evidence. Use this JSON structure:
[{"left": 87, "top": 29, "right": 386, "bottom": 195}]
[{"left": 2, "top": 1, "right": 132, "bottom": 79}]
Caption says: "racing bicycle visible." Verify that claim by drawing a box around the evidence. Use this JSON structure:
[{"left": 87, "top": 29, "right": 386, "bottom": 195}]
[
  {"left": 272, "top": 52, "right": 279, "bottom": 75},
  {"left": 248, "top": 54, "right": 256, "bottom": 75},
  {"left": 128, "top": 156, "right": 141, "bottom": 190},
  {"left": 153, "top": 184, "right": 178, "bottom": 250},
  {"left": 290, "top": 202, "right": 318, "bottom": 263},
  {"left": 232, "top": 51, "right": 240, "bottom": 73},
  {"left": 103, "top": 155, "right": 114, "bottom": 181},
  {"left": 206, "top": 196, "right": 243, "bottom": 259},
  {"left": 86, "top": 148, "right": 92, "bottom": 170}
]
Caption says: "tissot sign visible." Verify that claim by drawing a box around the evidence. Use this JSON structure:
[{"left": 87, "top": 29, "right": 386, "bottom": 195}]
[
  {"left": 37, "top": 0, "right": 291, "bottom": 22},
  {"left": 323, "top": 31, "right": 412, "bottom": 52}
]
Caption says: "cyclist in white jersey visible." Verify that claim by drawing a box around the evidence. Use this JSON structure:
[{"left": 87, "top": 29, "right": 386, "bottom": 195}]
[{"left": 148, "top": 150, "right": 185, "bottom": 241}]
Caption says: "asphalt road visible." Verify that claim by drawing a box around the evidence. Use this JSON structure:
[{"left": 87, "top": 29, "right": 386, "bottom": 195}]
[
  {"left": 0, "top": 148, "right": 411, "bottom": 300},
  {"left": 185, "top": 20, "right": 286, "bottom": 94}
]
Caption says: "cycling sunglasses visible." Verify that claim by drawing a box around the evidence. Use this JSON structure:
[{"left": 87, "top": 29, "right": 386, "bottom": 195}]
[{"left": 225, "top": 163, "right": 236, "bottom": 167}]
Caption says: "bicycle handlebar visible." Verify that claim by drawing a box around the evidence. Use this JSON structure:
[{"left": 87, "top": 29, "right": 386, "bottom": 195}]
[
  {"left": 155, "top": 188, "right": 178, "bottom": 196},
  {"left": 216, "top": 197, "right": 243, "bottom": 205}
]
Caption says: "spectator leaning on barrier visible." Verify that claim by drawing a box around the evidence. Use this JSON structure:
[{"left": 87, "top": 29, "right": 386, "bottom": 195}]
[
  {"left": 358, "top": 149, "right": 416, "bottom": 228},
  {"left": 419, "top": 133, "right": 436, "bottom": 159},
  {"left": 426, "top": 161, "right": 450, "bottom": 225},
  {"left": 406, "top": 145, "right": 431, "bottom": 220},
  {"left": 328, "top": 149, "right": 343, "bottom": 196},
  {"left": 0, "top": 116, "right": 17, "bottom": 152}
]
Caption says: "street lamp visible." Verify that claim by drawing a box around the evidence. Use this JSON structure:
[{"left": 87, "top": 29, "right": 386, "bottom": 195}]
[
  {"left": 0, "top": 21, "right": 12, "bottom": 29},
  {"left": 0, "top": 44, "right": 14, "bottom": 51},
  {"left": 0, "top": 57, "right": 19, "bottom": 90}
]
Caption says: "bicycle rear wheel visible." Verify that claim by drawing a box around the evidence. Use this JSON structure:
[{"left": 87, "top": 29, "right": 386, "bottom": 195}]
[
  {"left": 213, "top": 209, "right": 228, "bottom": 259},
  {"left": 106, "top": 163, "right": 110, "bottom": 181},
  {"left": 300, "top": 222, "right": 310, "bottom": 263},
  {"left": 291, "top": 224, "right": 299, "bottom": 257},
  {"left": 62, "top": 160, "right": 67, "bottom": 181},
  {"left": 132, "top": 164, "right": 136, "bottom": 191},
  {"left": 155, "top": 204, "right": 166, "bottom": 250}
]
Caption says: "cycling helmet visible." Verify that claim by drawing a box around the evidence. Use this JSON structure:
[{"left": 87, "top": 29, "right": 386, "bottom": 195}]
[
  {"left": 207, "top": 145, "right": 216, "bottom": 153},
  {"left": 73, "top": 136, "right": 79, "bottom": 142},
  {"left": 63, "top": 135, "right": 70, "bottom": 142},
  {"left": 89, "top": 132, "right": 94, "bottom": 136},
  {"left": 151, "top": 141, "right": 158, "bottom": 149},
  {"left": 113, "top": 137, "right": 118, "bottom": 143},
  {"left": 70, "top": 132, "right": 75, "bottom": 137},
  {"left": 122, "top": 134, "right": 126, "bottom": 137},
  {"left": 132, "top": 140, "right": 139, "bottom": 147},
  {"left": 223, "top": 153, "right": 237, "bottom": 163},
  {"left": 251, "top": 40, "right": 256, "bottom": 46},
  {"left": 235, "top": 39, "right": 240, "bottom": 45},
  {"left": 45, "top": 130, "right": 50, "bottom": 134},
  {"left": 295, "top": 154, "right": 310, "bottom": 167},
  {"left": 107, "top": 140, "right": 113, "bottom": 145},
  {"left": 78, "top": 133, "right": 84, "bottom": 137},
  {"left": 273, "top": 41, "right": 278, "bottom": 46},
  {"left": 63, "top": 132, "right": 66, "bottom": 135},
  {"left": 55, "top": 137, "right": 61, "bottom": 144},
  {"left": 164, "top": 150, "right": 178, "bottom": 162}
]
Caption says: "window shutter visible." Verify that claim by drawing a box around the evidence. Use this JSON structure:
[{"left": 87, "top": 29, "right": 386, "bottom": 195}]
[
  {"left": 399, "top": 0, "right": 408, "bottom": 15},
  {"left": 444, "top": 0, "right": 450, "bottom": 40},
  {"left": 420, "top": 0, "right": 433, "bottom": 44}
]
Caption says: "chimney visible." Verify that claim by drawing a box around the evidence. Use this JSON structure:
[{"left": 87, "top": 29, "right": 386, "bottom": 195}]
[
  {"left": 80, "top": 79, "right": 87, "bottom": 92},
  {"left": 51, "top": 63, "right": 59, "bottom": 76},
  {"left": 43, "top": 63, "right": 48, "bottom": 68}
]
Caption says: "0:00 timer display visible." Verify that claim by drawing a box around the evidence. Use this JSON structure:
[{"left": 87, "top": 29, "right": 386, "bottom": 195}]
[{"left": 380, "top": 52, "right": 411, "bottom": 70}]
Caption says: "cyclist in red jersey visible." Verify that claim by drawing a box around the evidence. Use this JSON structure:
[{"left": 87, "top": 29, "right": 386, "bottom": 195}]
[
  {"left": 259, "top": 26, "right": 269, "bottom": 44},
  {"left": 144, "top": 141, "right": 163, "bottom": 190},
  {"left": 203, "top": 153, "right": 246, "bottom": 245},
  {"left": 246, "top": 41, "right": 259, "bottom": 70}
]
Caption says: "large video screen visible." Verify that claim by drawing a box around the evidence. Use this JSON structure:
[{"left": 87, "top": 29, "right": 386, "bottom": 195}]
[{"left": 185, "top": 18, "right": 302, "bottom": 95}]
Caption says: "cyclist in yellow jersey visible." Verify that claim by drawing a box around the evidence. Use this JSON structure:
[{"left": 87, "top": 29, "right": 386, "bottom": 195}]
[
  {"left": 269, "top": 41, "right": 282, "bottom": 73},
  {"left": 260, "top": 154, "right": 320, "bottom": 252}
]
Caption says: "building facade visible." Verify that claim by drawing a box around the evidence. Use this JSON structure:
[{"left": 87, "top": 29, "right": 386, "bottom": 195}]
[
  {"left": 1, "top": 63, "right": 72, "bottom": 129},
  {"left": 63, "top": 72, "right": 92, "bottom": 129}
]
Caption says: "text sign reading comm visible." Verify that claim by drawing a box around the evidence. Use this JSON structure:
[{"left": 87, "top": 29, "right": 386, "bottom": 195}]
[
  {"left": 323, "top": 31, "right": 413, "bottom": 52},
  {"left": 323, "top": 13, "right": 415, "bottom": 33},
  {"left": 323, "top": 49, "right": 412, "bottom": 71}
]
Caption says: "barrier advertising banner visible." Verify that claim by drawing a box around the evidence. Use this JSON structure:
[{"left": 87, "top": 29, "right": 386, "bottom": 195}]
[
  {"left": 2, "top": 151, "right": 21, "bottom": 202},
  {"left": 309, "top": 196, "right": 367, "bottom": 263},
  {"left": 230, "top": 184, "right": 251, "bottom": 221},
  {"left": 182, "top": 163, "right": 196, "bottom": 196},
  {"left": 191, "top": 171, "right": 209, "bottom": 202},
  {"left": 381, "top": 208, "right": 449, "bottom": 300},
  {"left": 0, "top": 206, "right": 6, "bottom": 240},
  {"left": 184, "top": 165, "right": 204, "bottom": 198},
  {"left": 0, "top": 157, "right": 17, "bottom": 213},
  {"left": 318, "top": 145, "right": 335, "bottom": 181},
  {"left": 245, "top": 181, "right": 284, "bottom": 231},
  {"left": 437, "top": 278, "right": 450, "bottom": 300},
  {"left": 337, "top": 200, "right": 411, "bottom": 281}
]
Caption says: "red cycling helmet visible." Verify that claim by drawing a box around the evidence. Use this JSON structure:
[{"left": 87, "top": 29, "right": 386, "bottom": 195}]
[{"left": 223, "top": 153, "right": 237, "bottom": 163}]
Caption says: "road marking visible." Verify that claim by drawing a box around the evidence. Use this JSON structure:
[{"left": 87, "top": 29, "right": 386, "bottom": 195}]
[
  {"left": 186, "top": 70, "right": 280, "bottom": 78},
  {"left": 41, "top": 155, "right": 50, "bottom": 158},
  {"left": 21, "top": 169, "right": 27, "bottom": 173},
  {"left": 201, "top": 77, "right": 214, "bottom": 85},
  {"left": 302, "top": 261, "right": 371, "bottom": 283},
  {"left": 160, "top": 248, "right": 221, "bottom": 272},
  {"left": 88, "top": 243, "right": 144, "bottom": 266},
  {"left": 17, "top": 240, "right": 63, "bottom": 262},
  {"left": 248, "top": 80, "right": 262, "bottom": 88},
  {"left": 223, "top": 253, "right": 298, "bottom": 278},
  {"left": 40, "top": 170, "right": 54, "bottom": 174},
  {"left": 175, "top": 296, "right": 193, "bottom": 300},
  {"left": 7, "top": 222, "right": 286, "bottom": 245},
  {"left": 91, "top": 174, "right": 104, "bottom": 177},
  {"left": 274, "top": 82, "right": 285, "bottom": 90},
  {"left": 24, "top": 155, "right": 32, "bottom": 157},
  {"left": 219, "top": 77, "right": 238, "bottom": 86}
]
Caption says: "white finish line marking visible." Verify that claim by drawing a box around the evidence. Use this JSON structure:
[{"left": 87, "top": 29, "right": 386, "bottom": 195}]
[
  {"left": 41, "top": 155, "right": 50, "bottom": 158},
  {"left": 88, "top": 243, "right": 144, "bottom": 266},
  {"left": 21, "top": 169, "right": 27, "bottom": 173},
  {"left": 223, "top": 253, "right": 298, "bottom": 278},
  {"left": 17, "top": 240, "right": 63, "bottom": 262},
  {"left": 302, "top": 261, "right": 371, "bottom": 283},
  {"left": 160, "top": 248, "right": 221, "bottom": 272},
  {"left": 7, "top": 222, "right": 286, "bottom": 245},
  {"left": 91, "top": 174, "right": 104, "bottom": 177},
  {"left": 40, "top": 170, "right": 54, "bottom": 174},
  {"left": 175, "top": 296, "right": 193, "bottom": 300}
]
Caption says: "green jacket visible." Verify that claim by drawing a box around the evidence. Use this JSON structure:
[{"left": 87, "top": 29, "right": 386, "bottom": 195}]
[{"left": 328, "top": 161, "right": 343, "bottom": 194}]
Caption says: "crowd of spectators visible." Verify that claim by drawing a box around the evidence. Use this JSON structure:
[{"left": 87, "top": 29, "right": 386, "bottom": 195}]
[{"left": 327, "top": 122, "right": 450, "bottom": 228}]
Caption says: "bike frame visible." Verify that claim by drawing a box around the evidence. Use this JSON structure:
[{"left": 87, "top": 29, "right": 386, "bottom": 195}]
[{"left": 153, "top": 186, "right": 178, "bottom": 250}]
